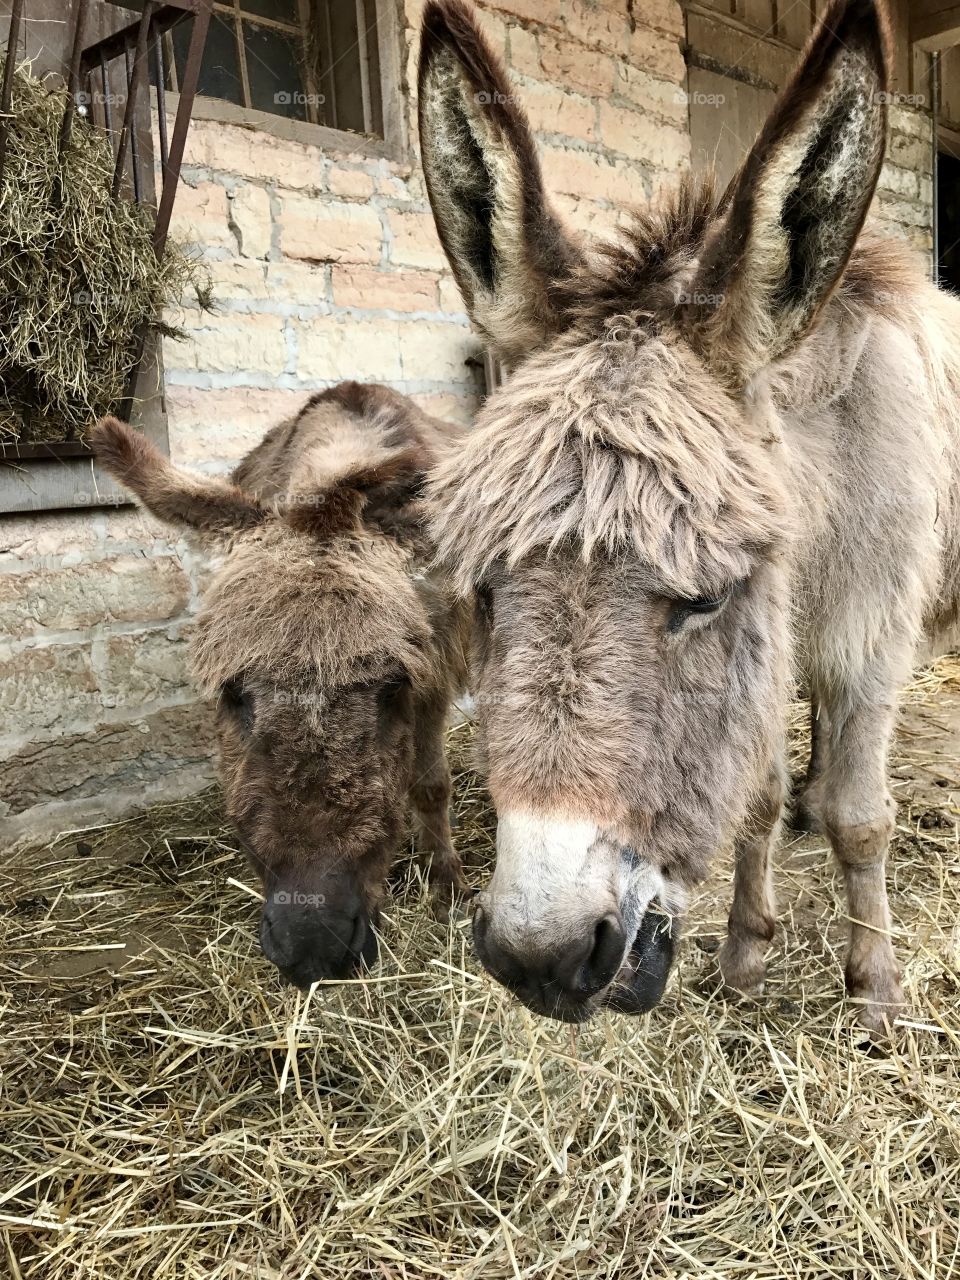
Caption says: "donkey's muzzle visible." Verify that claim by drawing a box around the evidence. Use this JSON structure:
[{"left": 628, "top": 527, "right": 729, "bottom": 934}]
[
  {"left": 259, "top": 887, "right": 377, "bottom": 987},
  {"left": 472, "top": 906, "right": 628, "bottom": 1023}
]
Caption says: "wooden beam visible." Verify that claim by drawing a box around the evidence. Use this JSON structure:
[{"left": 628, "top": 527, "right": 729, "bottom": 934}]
[
  {"left": 938, "top": 121, "right": 960, "bottom": 157},
  {"left": 884, "top": 0, "right": 912, "bottom": 95},
  {"left": 912, "top": 1, "right": 960, "bottom": 51}
]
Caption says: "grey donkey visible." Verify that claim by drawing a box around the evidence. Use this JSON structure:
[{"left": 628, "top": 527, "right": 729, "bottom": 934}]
[{"left": 416, "top": 0, "right": 960, "bottom": 1034}]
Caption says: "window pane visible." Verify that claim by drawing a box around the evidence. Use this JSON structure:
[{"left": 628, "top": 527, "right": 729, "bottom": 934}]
[
  {"left": 242, "top": 21, "right": 309, "bottom": 120},
  {"left": 313, "top": 0, "right": 382, "bottom": 136},
  {"left": 174, "top": 12, "right": 243, "bottom": 106},
  {"left": 172, "top": 0, "right": 385, "bottom": 137}
]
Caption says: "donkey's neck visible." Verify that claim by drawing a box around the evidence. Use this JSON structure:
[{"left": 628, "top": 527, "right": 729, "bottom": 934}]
[{"left": 764, "top": 308, "right": 874, "bottom": 414}]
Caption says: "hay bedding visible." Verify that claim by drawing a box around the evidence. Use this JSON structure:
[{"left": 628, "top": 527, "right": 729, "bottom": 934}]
[{"left": 1, "top": 665, "right": 958, "bottom": 1280}]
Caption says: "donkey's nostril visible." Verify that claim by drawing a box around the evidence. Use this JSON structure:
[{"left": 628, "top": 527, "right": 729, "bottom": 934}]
[
  {"left": 476, "top": 908, "right": 627, "bottom": 1006},
  {"left": 349, "top": 910, "right": 369, "bottom": 957},
  {"left": 259, "top": 893, "right": 377, "bottom": 987},
  {"left": 568, "top": 913, "right": 627, "bottom": 996},
  {"left": 259, "top": 909, "right": 295, "bottom": 969}
]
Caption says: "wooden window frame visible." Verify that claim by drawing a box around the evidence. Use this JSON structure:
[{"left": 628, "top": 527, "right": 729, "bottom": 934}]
[
  {"left": 176, "top": 0, "right": 406, "bottom": 159},
  {"left": 170, "top": 1, "right": 322, "bottom": 126},
  {"left": 0, "top": 336, "right": 169, "bottom": 515}
]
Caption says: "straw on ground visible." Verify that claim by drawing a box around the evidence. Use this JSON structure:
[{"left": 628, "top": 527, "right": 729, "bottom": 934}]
[{"left": 1, "top": 662, "right": 958, "bottom": 1279}]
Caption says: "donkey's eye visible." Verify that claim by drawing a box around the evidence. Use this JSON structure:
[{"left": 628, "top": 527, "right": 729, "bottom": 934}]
[
  {"left": 220, "top": 678, "right": 255, "bottom": 730},
  {"left": 687, "top": 595, "right": 727, "bottom": 613},
  {"left": 378, "top": 673, "right": 411, "bottom": 706},
  {"left": 475, "top": 584, "right": 494, "bottom": 625},
  {"left": 667, "top": 592, "right": 730, "bottom": 632}
]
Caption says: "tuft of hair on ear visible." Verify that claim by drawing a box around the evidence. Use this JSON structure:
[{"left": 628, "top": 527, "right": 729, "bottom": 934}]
[
  {"left": 280, "top": 435, "right": 428, "bottom": 539},
  {"left": 419, "top": 0, "right": 535, "bottom": 159},
  {"left": 91, "top": 416, "right": 265, "bottom": 533}
]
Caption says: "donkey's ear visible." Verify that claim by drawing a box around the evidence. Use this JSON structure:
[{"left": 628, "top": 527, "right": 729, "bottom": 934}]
[
  {"left": 684, "top": 0, "right": 889, "bottom": 387},
  {"left": 418, "top": 0, "right": 582, "bottom": 364},
  {"left": 91, "top": 417, "right": 265, "bottom": 532}
]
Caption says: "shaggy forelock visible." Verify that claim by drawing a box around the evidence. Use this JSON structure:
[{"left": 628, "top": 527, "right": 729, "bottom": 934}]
[
  {"left": 429, "top": 324, "right": 789, "bottom": 598},
  {"left": 190, "top": 522, "right": 432, "bottom": 695}
]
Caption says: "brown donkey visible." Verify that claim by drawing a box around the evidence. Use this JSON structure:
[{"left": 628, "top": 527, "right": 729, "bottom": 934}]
[
  {"left": 92, "top": 383, "right": 471, "bottom": 988},
  {"left": 418, "top": 0, "right": 960, "bottom": 1032}
]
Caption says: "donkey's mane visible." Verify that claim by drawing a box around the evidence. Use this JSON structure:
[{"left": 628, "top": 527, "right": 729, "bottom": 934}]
[
  {"left": 557, "top": 173, "right": 926, "bottom": 331},
  {"left": 188, "top": 384, "right": 455, "bottom": 697},
  {"left": 555, "top": 175, "right": 722, "bottom": 328},
  {"left": 190, "top": 521, "right": 435, "bottom": 698},
  {"left": 430, "top": 177, "right": 928, "bottom": 598},
  {"left": 428, "top": 325, "right": 788, "bottom": 598}
]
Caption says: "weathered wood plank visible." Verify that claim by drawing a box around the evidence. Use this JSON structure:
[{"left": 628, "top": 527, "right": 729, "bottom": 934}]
[
  {"left": 913, "top": 2, "right": 960, "bottom": 51},
  {"left": 775, "top": 0, "right": 813, "bottom": 49},
  {"left": 687, "top": 65, "right": 777, "bottom": 188},
  {"left": 686, "top": 10, "right": 798, "bottom": 88},
  {"left": 734, "top": 0, "right": 776, "bottom": 35},
  {"left": 939, "top": 45, "right": 960, "bottom": 128}
]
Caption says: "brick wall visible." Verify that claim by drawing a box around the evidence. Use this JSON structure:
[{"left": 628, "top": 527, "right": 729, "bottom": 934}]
[
  {"left": 869, "top": 103, "right": 935, "bottom": 256},
  {"left": 0, "top": 0, "right": 937, "bottom": 843},
  {"left": 0, "top": 508, "right": 215, "bottom": 842},
  {"left": 161, "top": 0, "right": 691, "bottom": 480}
]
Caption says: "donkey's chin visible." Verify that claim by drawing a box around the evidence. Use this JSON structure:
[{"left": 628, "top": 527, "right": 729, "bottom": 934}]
[
  {"left": 502, "top": 911, "right": 678, "bottom": 1024},
  {"left": 603, "top": 907, "right": 677, "bottom": 1016},
  {"left": 508, "top": 988, "right": 606, "bottom": 1025}
]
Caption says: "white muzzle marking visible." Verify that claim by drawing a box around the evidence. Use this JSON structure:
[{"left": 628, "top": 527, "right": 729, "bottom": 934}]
[{"left": 482, "top": 810, "right": 665, "bottom": 955}]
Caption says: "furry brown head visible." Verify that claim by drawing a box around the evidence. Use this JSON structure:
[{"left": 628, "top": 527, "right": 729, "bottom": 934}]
[
  {"left": 92, "top": 386, "right": 469, "bottom": 987},
  {"left": 419, "top": 0, "right": 891, "bottom": 1021}
]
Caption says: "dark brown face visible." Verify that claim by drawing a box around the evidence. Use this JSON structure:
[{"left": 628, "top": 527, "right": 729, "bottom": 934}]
[
  {"left": 87, "top": 387, "right": 448, "bottom": 990},
  {"left": 215, "top": 666, "right": 417, "bottom": 987}
]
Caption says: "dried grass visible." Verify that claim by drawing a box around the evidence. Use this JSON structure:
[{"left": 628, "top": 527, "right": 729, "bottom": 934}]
[
  {"left": 0, "top": 60, "right": 209, "bottom": 443},
  {"left": 1, "top": 662, "right": 958, "bottom": 1279}
]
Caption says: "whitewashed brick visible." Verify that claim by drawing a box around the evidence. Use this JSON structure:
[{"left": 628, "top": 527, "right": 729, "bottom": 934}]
[
  {"left": 168, "top": 386, "right": 305, "bottom": 467},
  {"left": 169, "top": 181, "right": 234, "bottom": 251},
  {"left": 398, "top": 322, "right": 478, "bottom": 382},
  {"left": 228, "top": 184, "right": 272, "bottom": 258},
  {"left": 293, "top": 316, "right": 404, "bottom": 380},
  {"left": 279, "top": 196, "right": 382, "bottom": 263},
  {"left": 389, "top": 210, "right": 448, "bottom": 271},
  {"left": 168, "top": 312, "right": 288, "bottom": 377}
]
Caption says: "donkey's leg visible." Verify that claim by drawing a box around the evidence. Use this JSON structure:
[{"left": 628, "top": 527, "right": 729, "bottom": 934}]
[
  {"left": 793, "top": 701, "right": 829, "bottom": 833},
  {"left": 819, "top": 692, "right": 904, "bottom": 1035},
  {"left": 409, "top": 695, "right": 470, "bottom": 920},
  {"left": 719, "top": 760, "right": 786, "bottom": 996}
]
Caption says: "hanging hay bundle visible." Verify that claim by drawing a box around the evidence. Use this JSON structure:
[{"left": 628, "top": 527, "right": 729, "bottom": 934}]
[{"left": 0, "top": 59, "right": 208, "bottom": 444}]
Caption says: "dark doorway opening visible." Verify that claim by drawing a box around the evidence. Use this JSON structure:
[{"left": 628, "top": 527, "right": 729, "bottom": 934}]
[{"left": 938, "top": 148, "right": 960, "bottom": 294}]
